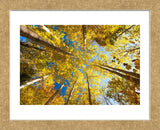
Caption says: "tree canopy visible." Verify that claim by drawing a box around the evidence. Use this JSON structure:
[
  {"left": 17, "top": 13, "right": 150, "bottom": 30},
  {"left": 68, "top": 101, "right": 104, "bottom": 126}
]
[{"left": 20, "top": 25, "right": 140, "bottom": 105}]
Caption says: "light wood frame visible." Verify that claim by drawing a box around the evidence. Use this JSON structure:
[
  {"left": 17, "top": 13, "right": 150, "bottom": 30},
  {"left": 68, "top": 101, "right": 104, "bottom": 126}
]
[{"left": 0, "top": 0, "right": 159, "bottom": 129}]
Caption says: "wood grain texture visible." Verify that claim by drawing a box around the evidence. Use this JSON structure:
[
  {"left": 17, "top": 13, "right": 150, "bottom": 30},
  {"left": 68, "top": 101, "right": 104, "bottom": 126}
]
[
  {"left": 1, "top": 0, "right": 159, "bottom": 10},
  {"left": 0, "top": 121, "right": 159, "bottom": 130},
  {"left": 151, "top": 1, "right": 160, "bottom": 129},
  {"left": 0, "top": 2, "right": 9, "bottom": 129},
  {"left": 0, "top": 0, "right": 160, "bottom": 129}
]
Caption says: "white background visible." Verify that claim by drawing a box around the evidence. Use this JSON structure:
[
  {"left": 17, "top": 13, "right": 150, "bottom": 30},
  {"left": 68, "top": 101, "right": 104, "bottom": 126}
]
[{"left": 10, "top": 11, "right": 150, "bottom": 120}]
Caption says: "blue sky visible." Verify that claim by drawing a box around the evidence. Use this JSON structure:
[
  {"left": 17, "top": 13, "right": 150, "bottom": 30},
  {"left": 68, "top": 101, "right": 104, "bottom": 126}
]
[{"left": 20, "top": 36, "right": 27, "bottom": 42}]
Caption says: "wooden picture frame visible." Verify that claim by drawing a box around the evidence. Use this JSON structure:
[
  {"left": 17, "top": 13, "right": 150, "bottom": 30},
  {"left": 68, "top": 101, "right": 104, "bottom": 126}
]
[{"left": 0, "top": 0, "right": 159, "bottom": 129}]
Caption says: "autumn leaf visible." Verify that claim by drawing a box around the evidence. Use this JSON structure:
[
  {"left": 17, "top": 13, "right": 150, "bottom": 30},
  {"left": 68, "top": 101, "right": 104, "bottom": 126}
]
[
  {"left": 126, "top": 65, "right": 132, "bottom": 70},
  {"left": 133, "top": 69, "right": 137, "bottom": 73}
]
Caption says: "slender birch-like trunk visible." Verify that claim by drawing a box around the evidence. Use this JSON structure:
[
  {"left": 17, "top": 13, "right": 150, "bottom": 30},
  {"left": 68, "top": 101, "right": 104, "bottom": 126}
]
[
  {"left": 82, "top": 25, "right": 87, "bottom": 51},
  {"left": 65, "top": 79, "right": 77, "bottom": 105},
  {"left": 96, "top": 65, "right": 140, "bottom": 84},
  {"left": 20, "top": 75, "right": 49, "bottom": 89},
  {"left": 99, "top": 64, "right": 140, "bottom": 79},
  {"left": 45, "top": 84, "right": 64, "bottom": 105},
  {"left": 86, "top": 72, "right": 92, "bottom": 105},
  {"left": 20, "top": 26, "right": 73, "bottom": 56}
]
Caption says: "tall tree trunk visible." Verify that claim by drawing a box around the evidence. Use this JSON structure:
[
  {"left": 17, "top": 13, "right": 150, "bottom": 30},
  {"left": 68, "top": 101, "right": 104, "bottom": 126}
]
[
  {"left": 116, "top": 47, "right": 140, "bottom": 55},
  {"left": 99, "top": 64, "right": 140, "bottom": 79},
  {"left": 125, "top": 47, "right": 140, "bottom": 53},
  {"left": 104, "top": 96, "right": 109, "bottom": 105},
  {"left": 64, "top": 79, "right": 77, "bottom": 105},
  {"left": 20, "top": 41, "right": 46, "bottom": 52},
  {"left": 45, "top": 84, "right": 64, "bottom": 105},
  {"left": 82, "top": 25, "right": 86, "bottom": 51},
  {"left": 95, "top": 65, "right": 140, "bottom": 84},
  {"left": 20, "top": 75, "right": 49, "bottom": 89},
  {"left": 86, "top": 72, "right": 92, "bottom": 105},
  {"left": 116, "top": 25, "right": 135, "bottom": 39},
  {"left": 20, "top": 26, "right": 73, "bottom": 56},
  {"left": 104, "top": 96, "right": 112, "bottom": 105}
]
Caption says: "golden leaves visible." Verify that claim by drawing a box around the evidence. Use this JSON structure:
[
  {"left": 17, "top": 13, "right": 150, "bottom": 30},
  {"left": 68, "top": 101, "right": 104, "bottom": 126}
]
[
  {"left": 125, "top": 65, "right": 132, "bottom": 70},
  {"left": 133, "top": 69, "right": 137, "bottom": 73},
  {"left": 20, "top": 25, "right": 140, "bottom": 105},
  {"left": 134, "top": 59, "right": 140, "bottom": 70}
]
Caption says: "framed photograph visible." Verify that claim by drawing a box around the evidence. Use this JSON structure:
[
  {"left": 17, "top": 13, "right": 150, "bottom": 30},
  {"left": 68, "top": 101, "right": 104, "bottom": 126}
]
[{"left": 0, "top": 0, "right": 159, "bottom": 129}]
